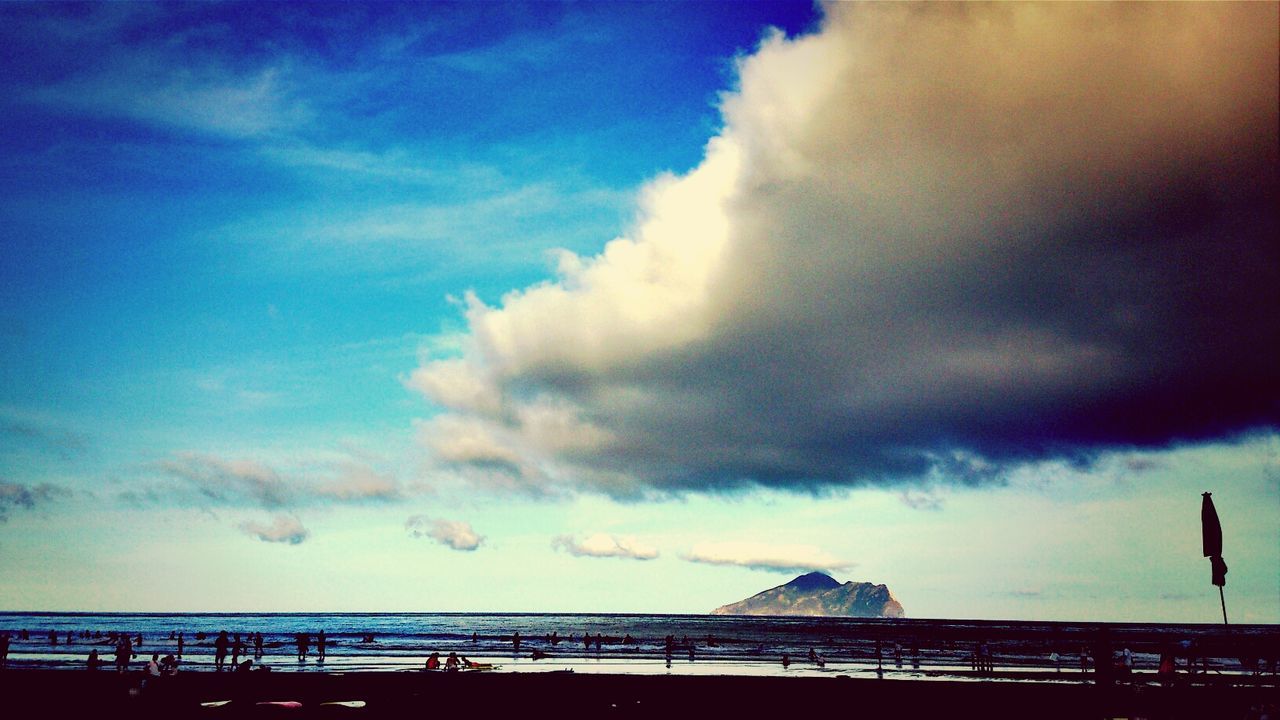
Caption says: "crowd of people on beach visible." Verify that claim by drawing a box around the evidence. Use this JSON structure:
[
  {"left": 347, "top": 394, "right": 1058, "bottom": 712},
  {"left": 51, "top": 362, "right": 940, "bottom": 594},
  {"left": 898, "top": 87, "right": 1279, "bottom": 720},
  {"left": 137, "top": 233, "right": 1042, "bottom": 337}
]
[{"left": 1, "top": 624, "right": 1274, "bottom": 684}]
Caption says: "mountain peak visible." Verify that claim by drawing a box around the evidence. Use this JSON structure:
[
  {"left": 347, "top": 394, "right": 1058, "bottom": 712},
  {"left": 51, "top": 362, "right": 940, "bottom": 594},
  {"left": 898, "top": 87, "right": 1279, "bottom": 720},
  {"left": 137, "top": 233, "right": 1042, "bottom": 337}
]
[
  {"left": 785, "top": 571, "right": 841, "bottom": 592},
  {"left": 711, "top": 574, "right": 905, "bottom": 618}
]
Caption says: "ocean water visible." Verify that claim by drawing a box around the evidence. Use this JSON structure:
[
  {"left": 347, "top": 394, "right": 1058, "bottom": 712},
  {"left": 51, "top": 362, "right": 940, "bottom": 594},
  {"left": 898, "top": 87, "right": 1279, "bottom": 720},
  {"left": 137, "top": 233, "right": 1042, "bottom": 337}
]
[{"left": 0, "top": 613, "right": 1274, "bottom": 679}]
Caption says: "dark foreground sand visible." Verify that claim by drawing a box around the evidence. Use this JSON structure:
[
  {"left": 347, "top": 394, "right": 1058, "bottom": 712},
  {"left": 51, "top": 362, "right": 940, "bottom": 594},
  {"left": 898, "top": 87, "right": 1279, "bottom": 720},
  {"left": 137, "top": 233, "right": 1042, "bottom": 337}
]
[{"left": 2, "top": 669, "right": 1276, "bottom": 719}]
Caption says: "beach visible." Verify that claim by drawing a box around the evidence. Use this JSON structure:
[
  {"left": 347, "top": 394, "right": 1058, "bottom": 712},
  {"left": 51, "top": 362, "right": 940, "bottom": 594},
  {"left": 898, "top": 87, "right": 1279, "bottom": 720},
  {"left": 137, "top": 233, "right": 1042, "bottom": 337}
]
[
  {"left": 2, "top": 613, "right": 1276, "bottom": 716},
  {"left": 1, "top": 667, "right": 1278, "bottom": 718}
]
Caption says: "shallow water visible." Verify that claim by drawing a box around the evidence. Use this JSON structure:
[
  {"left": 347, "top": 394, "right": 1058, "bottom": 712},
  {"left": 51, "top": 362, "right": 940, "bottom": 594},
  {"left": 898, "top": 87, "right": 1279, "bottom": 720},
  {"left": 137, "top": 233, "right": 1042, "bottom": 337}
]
[{"left": 1, "top": 612, "right": 1274, "bottom": 679}]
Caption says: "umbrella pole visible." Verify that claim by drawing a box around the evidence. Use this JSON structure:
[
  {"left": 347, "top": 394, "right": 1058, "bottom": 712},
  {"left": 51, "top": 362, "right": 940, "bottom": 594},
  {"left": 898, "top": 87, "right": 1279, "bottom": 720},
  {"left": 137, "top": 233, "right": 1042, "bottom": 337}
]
[{"left": 1219, "top": 586, "right": 1228, "bottom": 625}]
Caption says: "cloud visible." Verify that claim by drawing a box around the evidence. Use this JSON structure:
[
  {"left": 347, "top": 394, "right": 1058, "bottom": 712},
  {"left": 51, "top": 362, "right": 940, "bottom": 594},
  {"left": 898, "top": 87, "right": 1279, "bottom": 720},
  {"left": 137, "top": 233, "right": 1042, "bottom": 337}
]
[
  {"left": 897, "top": 489, "right": 943, "bottom": 512},
  {"left": 0, "top": 481, "right": 69, "bottom": 521},
  {"left": 26, "top": 56, "right": 306, "bottom": 138},
  {"left": 314, "top": 462, "right": 402, "bottom": 502},
  {"left": 159, "top": 452, "right": 292, "bottom": 508},
  {"left": 0, "top": 408, "right": 89, "bottom": 459},
  {"left": 239, "top": 514, "right": 309, "bottom": 545},
  {"left": 156, "top": 451, "right": 402, "bottom": 509},
  {"left": 405, "top": 516, "right": 484, "bottom": 551},
  {"left": 411, "top": 3, "right": 1279, "bottom": 496},
  {"left": 683, "top": 542, "right": 852, "bottom": 574},
  {"left": 551, "top": 532, "right": 658, "bottom": 560}
]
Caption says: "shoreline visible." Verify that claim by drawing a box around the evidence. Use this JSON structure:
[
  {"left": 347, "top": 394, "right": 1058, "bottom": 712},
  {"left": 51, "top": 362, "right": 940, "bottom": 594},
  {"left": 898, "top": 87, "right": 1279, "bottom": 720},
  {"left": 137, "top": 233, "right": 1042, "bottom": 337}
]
[{"left": 1, "top": 668, "right": 1277, "bottom": 718}]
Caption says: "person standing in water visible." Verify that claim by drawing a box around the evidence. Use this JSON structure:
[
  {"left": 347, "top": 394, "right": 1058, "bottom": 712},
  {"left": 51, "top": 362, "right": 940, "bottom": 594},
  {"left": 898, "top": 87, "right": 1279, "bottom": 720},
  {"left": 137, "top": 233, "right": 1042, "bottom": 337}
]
[
  {"left": 115, "top": 634, "right": 133, "bottom": 672},
  {"left": 214, "top": 631, "right": 229, "bottom": 671},
  {"left": 317, "top": 630, "right": 326, "bottom": 662}
]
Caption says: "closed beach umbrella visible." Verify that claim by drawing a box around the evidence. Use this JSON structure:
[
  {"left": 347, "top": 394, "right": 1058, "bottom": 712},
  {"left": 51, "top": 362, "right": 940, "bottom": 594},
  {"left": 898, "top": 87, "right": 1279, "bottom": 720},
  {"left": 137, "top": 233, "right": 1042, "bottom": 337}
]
[{"left": 1200, "top": 492, "right": 1228, "bottom": 623}]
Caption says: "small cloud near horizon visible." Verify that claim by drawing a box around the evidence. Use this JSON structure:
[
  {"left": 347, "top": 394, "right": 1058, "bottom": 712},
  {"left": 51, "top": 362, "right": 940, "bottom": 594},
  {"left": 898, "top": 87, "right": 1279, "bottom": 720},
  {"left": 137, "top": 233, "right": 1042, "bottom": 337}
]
[
  {"left": 551, "top": 533, "right": 658, "bottom": 560},
  {"left": 406, "top": 515, "right": 483, "bottom": 551},
  {"left": 239, "top": 514, "right": 309, "bottom": 545},
  {"left": 682, "top": 541, "right": 852, "bottom": 574}
]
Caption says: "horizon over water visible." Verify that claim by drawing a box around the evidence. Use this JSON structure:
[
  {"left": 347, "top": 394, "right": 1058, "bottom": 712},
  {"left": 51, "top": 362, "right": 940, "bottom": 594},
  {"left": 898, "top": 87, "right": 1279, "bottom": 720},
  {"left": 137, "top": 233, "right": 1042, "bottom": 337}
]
[{"left": 2, "top": 612, "right": 1274, "bottom": 679}]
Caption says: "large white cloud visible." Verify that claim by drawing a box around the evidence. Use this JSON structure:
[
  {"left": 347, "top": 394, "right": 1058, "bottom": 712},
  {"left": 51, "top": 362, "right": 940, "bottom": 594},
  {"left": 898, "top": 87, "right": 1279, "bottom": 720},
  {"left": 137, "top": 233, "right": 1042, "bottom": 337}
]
[{"left": 411, "top": 3, "right": 1278, "bottom": 496}]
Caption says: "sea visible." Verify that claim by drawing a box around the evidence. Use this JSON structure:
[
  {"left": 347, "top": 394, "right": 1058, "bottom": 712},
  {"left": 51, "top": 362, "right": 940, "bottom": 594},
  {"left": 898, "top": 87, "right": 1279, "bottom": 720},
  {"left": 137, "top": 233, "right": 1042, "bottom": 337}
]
[{"left": 1, "top": 613, "right": 1275, "bottom": 680}]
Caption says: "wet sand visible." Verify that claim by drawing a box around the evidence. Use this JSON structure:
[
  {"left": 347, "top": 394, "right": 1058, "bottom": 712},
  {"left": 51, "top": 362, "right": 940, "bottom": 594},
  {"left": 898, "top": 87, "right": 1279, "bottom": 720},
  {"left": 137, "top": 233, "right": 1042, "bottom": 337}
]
[{"left": 1, "top": 668, "right": 1276, "bottom": 718}]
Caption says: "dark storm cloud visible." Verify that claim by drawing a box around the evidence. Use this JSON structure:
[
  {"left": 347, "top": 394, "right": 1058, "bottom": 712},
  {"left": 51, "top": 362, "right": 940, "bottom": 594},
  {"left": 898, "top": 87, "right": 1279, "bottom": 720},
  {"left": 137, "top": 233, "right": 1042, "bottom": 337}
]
[{"left": 411, "top": 3, "right": 1279, "bottom": 496}]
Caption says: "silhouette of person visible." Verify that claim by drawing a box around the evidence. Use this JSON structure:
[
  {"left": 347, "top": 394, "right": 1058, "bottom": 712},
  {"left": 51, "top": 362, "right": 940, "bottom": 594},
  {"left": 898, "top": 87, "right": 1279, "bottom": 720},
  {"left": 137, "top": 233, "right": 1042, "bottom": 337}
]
[
  {"left": 0, "top": 632, "right": 8, "bottom": 670},
  {"left": 446, "top": 652, "right": 460, "bottom": 671},
  {"left": 317, "top": 630, "right": 326, "bottom": 662},
  {"left": 116, "top": 634, "right": 133, "bottom": 672},
  {"left": 214, "top": 631, "right": 229, "bottom": 671},
  {"left": 88, "top": 648, "right": 102, "bottom": 670},
  {"left": 1092, "top": 627, "right": 1113, "bottom": 687},
  {"left": 254, "top": 632, "right": 263, "bottom": 658},
  {"left": 512, "top": 630, "right": 521, "bottom": 653},
  {"left": 177, "top": 632, "right": 184, "bottom": 657},
  {"left": 781, "top": 653, "right": 790, "bottom": 668},
  {"left": 426, "top": 652, "right": 440, "bottom": 670},
  {"left": 232, "top": 634, "right": 244, "bottom": 667}
]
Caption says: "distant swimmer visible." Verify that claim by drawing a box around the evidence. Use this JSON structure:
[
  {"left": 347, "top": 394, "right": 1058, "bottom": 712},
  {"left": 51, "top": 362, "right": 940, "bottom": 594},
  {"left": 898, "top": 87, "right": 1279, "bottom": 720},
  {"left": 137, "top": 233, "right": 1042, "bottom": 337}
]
[
  {"left": 781, "top": 653, "right": 791, "bottom": 668},
  {"left": 512, "top": 630, "right": 521, "bottom": 653}
]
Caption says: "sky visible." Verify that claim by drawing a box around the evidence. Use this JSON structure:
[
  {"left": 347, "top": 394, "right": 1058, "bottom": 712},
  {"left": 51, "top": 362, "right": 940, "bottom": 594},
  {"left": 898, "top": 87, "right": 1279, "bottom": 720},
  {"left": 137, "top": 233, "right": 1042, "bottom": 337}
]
[{"left": 0, "top": 2, "right": 1276, "bottom": 623}]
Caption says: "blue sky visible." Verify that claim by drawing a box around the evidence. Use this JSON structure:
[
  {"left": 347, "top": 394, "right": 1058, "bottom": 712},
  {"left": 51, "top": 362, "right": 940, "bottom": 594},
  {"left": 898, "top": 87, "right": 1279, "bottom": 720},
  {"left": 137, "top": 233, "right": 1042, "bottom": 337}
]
[{"left": 1, "top": 2, "right": 1277, "bottom": 622}]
